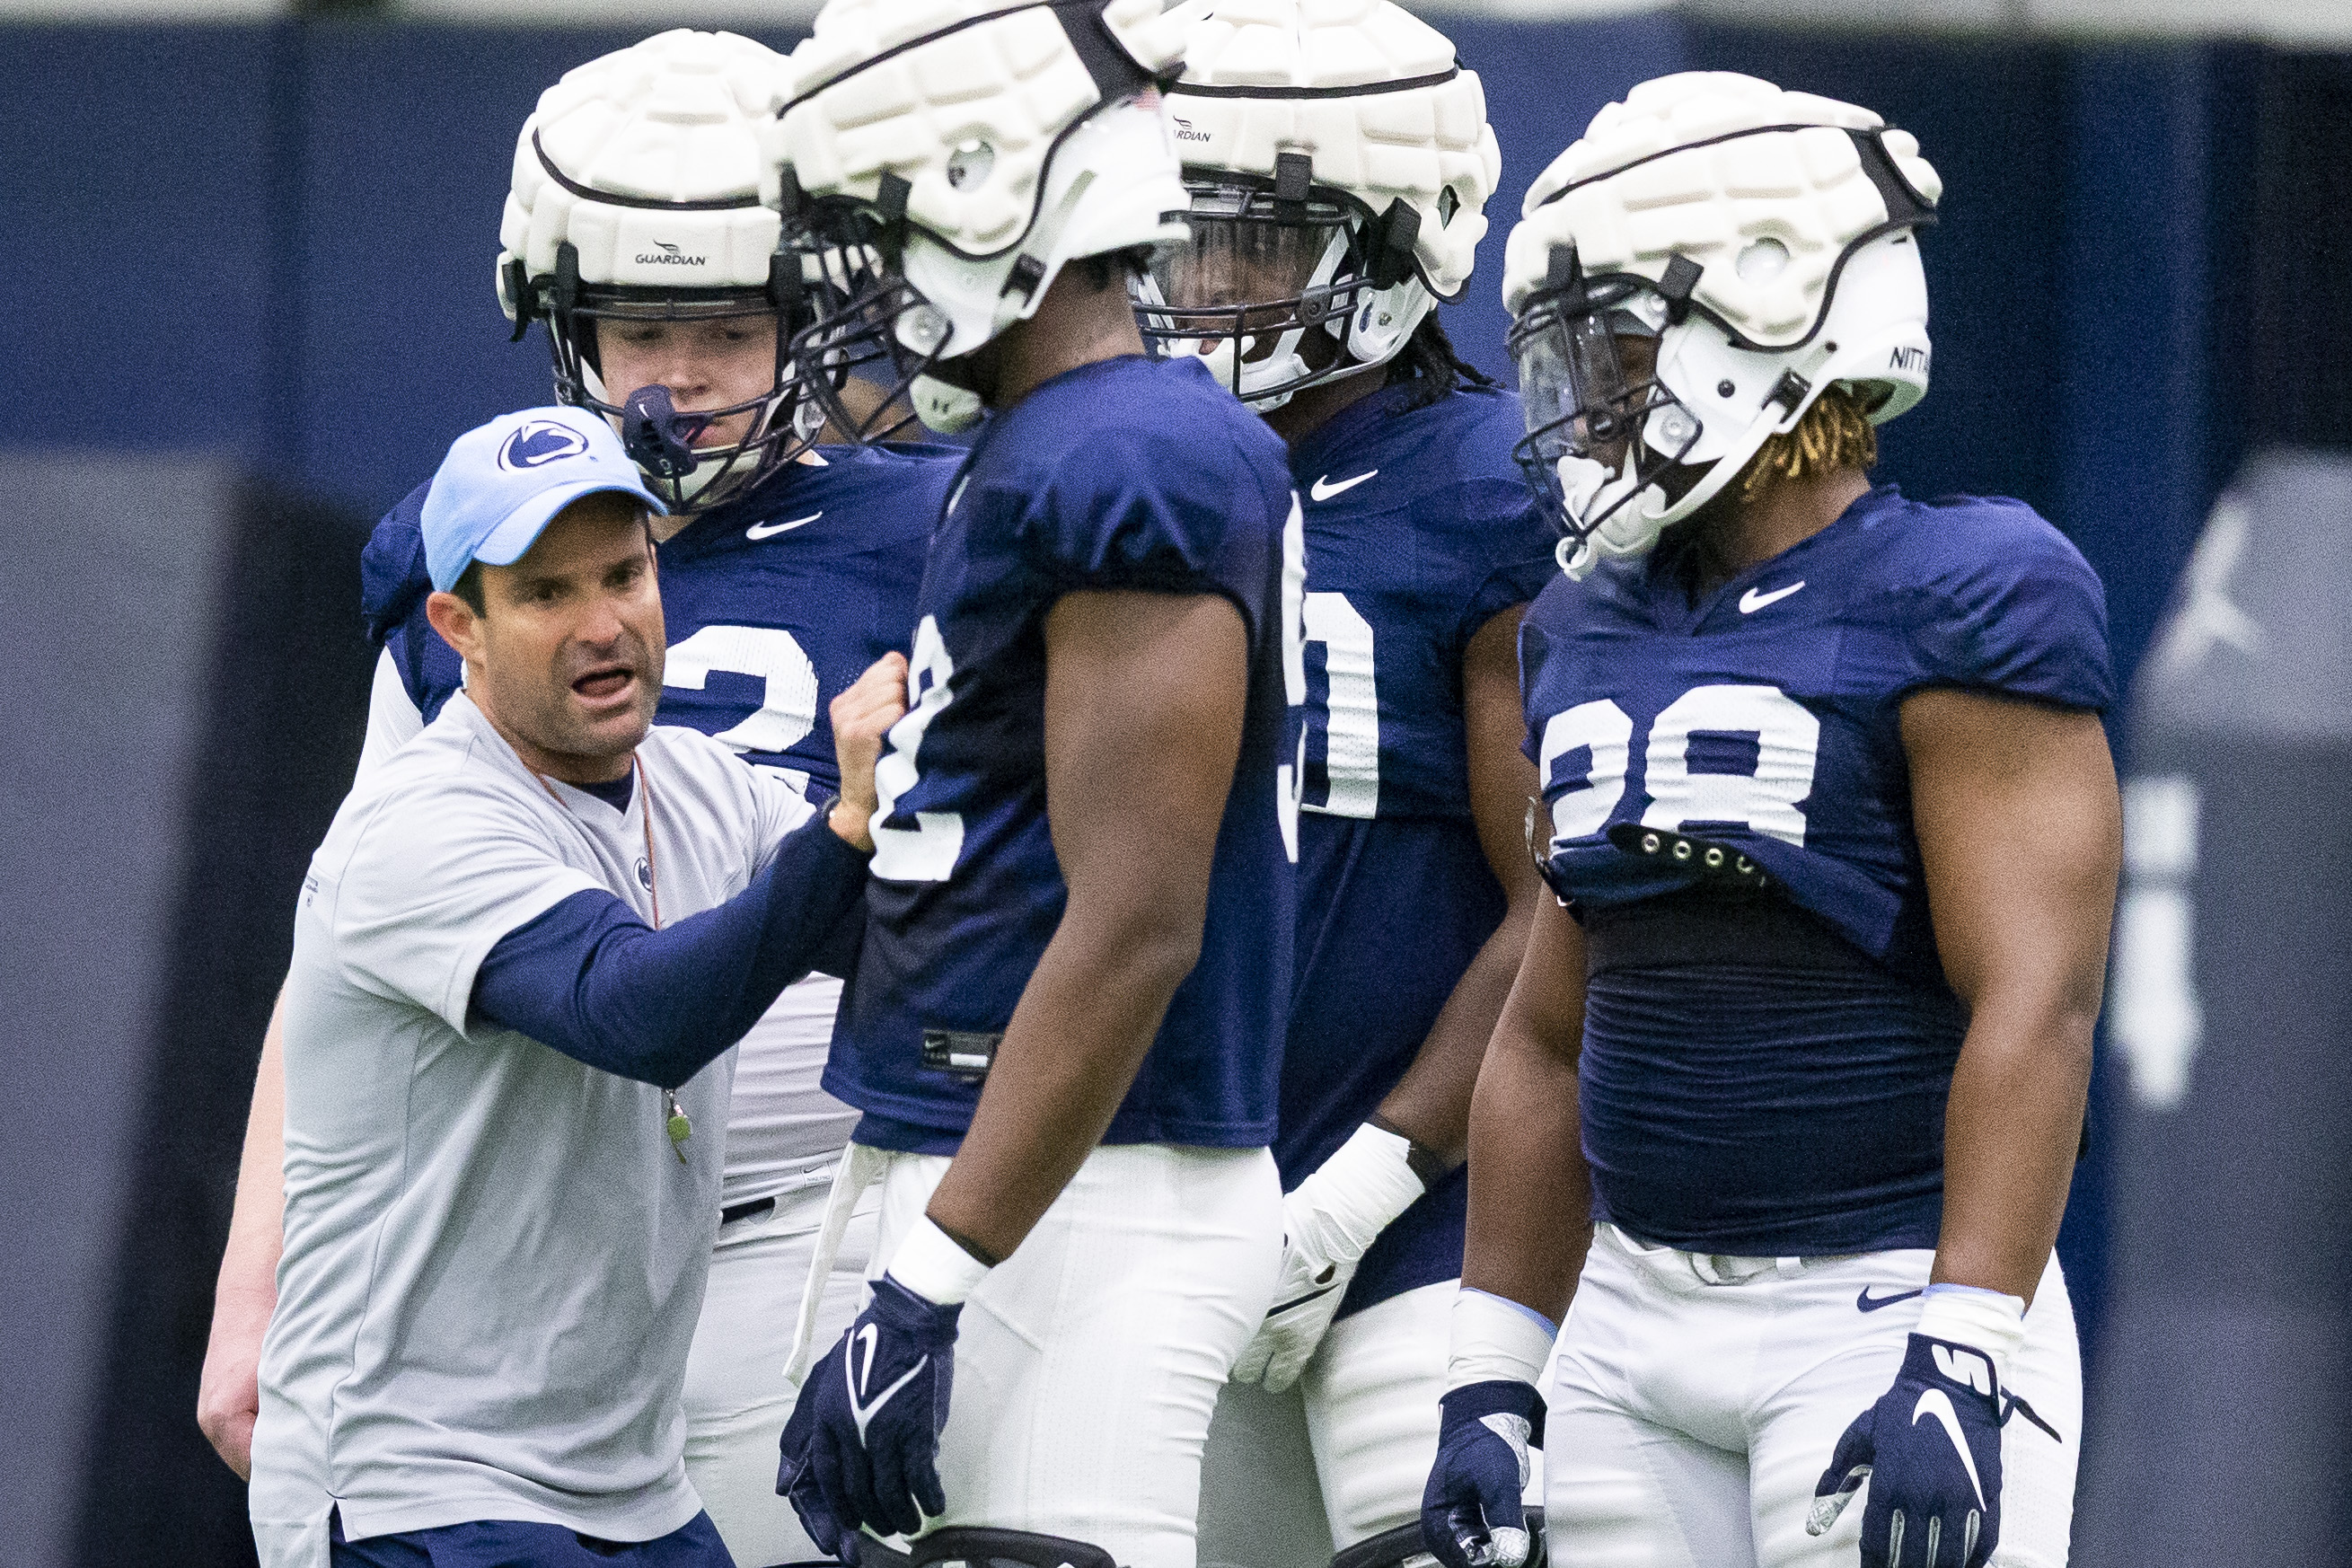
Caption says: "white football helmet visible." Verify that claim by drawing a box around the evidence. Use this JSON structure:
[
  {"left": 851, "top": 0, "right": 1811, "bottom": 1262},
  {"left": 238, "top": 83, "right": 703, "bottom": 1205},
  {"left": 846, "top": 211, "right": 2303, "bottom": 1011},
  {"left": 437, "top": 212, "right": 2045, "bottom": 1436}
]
[
  {"left": 1500, "top": 71, "right": 1942, "bottom": 577},
  {"left": 1135, "top": 0, "right": 1500, "bottom": 410},
  {"left": 498, "top": 29, "right": 813, "bottom": 514},
  {"left": 771, "top": 0, "right": 1192, "bottom": 436}
]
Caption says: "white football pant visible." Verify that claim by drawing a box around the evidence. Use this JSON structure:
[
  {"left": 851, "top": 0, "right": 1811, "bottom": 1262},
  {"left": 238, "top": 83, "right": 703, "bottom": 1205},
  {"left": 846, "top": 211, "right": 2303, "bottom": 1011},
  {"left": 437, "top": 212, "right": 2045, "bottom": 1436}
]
[
  {"left": 1545, "top": 1225, "right": 2080, "bottom": 1568},
  {"left": 684, "top": 1168, "right": 877, "bottom": 1567},
  {"left": 1200, "top": 1280, "right": 1548, "bottom": 1567},
  {"left": 865, "top": 1143, "right": 1283, "bottom": 1568}
]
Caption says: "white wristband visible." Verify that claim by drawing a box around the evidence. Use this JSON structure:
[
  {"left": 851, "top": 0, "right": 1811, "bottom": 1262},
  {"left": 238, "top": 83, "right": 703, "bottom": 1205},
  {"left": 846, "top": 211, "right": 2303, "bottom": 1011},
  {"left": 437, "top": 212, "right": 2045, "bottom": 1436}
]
[
  {"left": 1446, "top": 1286, "right": 1559, "bottom": 1392},
  {"left": 1291, "top": 1123, "right": 1430, "bottom": 1264},
  {"left": 884, "top": 1215, "right": 992, "bottom": 1308},
  {"left": 1916, "top": 1282, "right": 2027, "bottom": 1384}
]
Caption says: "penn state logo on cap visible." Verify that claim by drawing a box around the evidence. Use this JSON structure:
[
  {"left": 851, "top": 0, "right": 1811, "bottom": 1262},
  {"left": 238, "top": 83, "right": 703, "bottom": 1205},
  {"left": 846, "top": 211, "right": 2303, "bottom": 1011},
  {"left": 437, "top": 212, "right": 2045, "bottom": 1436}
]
[
  {"left": 422, "top": 405, "right": 667, "bottom": 593},
  {"left": 499, "top": 418, "right": 593, "bottom": 471}
]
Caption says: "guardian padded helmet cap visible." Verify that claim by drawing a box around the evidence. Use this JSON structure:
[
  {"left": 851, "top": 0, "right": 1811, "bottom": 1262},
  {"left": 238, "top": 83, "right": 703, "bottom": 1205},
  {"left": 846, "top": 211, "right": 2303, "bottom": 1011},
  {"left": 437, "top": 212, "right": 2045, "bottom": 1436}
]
[
  {"left": 1138, "top": 0, "right": 1500, "bottom": 410},
  {"left": 498, "top": 30, "right": 815, "bottom": 515},
  {"left": 771, "top": 0, "right": 1191, "bottom": 436},
  {"left": 1500, "top": 72, "right": 1942, "bottom": 577}
]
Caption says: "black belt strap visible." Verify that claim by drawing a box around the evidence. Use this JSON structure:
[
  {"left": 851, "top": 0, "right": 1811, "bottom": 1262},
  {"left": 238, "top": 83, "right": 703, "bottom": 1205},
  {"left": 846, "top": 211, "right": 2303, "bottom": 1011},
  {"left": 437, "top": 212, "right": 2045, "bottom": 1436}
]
[{"left": 719, "top": 1194, "right": 775, "bottom": 1226}]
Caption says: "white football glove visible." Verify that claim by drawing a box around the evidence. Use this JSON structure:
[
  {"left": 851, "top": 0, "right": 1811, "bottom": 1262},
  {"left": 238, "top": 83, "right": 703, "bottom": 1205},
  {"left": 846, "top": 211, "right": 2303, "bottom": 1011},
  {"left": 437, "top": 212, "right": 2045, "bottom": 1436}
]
[{"left": 1233, "top": 1123, "right": 1429, "bottom": 1391}]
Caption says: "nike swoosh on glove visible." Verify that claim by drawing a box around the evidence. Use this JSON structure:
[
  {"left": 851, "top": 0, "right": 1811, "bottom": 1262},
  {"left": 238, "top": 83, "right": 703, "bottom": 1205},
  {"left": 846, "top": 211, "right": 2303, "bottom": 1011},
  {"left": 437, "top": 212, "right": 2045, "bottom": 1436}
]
[
  {"left": 1809, "top": 1334, "right": 2005, "bottom": 1567},
  {"left": 778, "top": 1276, "right": 960, "bottom": 1551},
  {"left": 1232, "top": 1123, "right": 1426, "bottom": 1393},
  {"left": 1422, "top": 1380, "right": 1544, "bottom": 1568}
]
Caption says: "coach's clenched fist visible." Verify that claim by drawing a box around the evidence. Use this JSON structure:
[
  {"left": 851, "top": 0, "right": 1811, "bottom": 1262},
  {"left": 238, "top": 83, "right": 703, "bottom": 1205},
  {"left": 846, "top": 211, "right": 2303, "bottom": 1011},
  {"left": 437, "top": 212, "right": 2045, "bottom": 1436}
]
[{"left": 825, "top": 651, "right": 908, "bottom": 853}]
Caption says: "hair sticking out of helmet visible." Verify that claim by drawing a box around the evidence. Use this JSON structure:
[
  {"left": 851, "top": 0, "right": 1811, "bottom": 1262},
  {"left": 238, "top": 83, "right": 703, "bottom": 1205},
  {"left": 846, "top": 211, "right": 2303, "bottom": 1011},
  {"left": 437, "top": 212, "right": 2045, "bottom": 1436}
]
[
  {"left": 1137, "top": 0, "right": 1501, "bottom": 410},
  {"left": 1499, "top": 71, "right": 1940, "bottom": 579},
  {"left": 494, "top": 30, "right": 816, "bottom": 515},
  {"left": 1737, "top": 385, "right": 1879, "bottom": 509},
  {"left": 772, "top": 0, "right": 1192, "bottom": 437}
]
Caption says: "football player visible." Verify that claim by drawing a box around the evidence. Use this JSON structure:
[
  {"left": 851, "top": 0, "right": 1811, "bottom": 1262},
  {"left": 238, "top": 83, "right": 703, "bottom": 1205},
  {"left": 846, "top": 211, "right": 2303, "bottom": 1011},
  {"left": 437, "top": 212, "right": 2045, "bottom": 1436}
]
[
  {"left": 1137, "top": 4, "right": 1553, "bottom": 1563},
  {"left": 196, "top": 31, "right": 960, "bottom": 1567},
  {"left": 1422, "top": 73, "right": 2120, "bottom": 1568},
  {"left": 767, "top": 4, "right": 1299, "bottom": 1566}
]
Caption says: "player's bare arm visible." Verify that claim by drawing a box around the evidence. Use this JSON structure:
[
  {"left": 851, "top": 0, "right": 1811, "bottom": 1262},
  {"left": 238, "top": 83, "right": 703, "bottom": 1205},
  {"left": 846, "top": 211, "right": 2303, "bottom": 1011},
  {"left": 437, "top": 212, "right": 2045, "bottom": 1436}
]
[
  {"left": 1372, "top": 607, "right": 1545, "bottom": 1167},
  {"left": 924, "top": 589, "right": 1250, "bottom": 1263},
  {"left": 1904, "top": 688, "right": 2120, "bottom": 1301},
  {"left": 195, "top": 991, "right": 286, "bottom": 1479},
  {"left": 1421, "top": 889, "right": 1592, "bottom": 1568},
  {"left": 1460, "top": 891, "right": 1593, "bottom": 1324}
]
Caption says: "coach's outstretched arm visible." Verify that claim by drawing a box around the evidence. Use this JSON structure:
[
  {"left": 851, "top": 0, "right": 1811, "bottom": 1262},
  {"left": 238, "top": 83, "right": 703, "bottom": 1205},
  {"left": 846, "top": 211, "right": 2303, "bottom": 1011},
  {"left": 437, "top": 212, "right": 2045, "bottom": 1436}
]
[
  {"left": 466, "top": 655, "right": 903, "bottom": 1089},
  {"left": 1421, "top": 891, "right": 1592, "bottom": 1568},
  {"left": 1807, "top": 690, "right": 2119, "bottom": 1555}
]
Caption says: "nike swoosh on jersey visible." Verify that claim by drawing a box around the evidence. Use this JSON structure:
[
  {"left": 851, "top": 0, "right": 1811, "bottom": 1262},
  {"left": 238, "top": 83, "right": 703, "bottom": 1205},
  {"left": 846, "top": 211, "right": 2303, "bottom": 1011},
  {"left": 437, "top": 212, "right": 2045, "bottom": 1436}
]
[
  {"left": 1913, "top": 1387, "right": 1987, "bottom": 1507},
  {"left": 1739, "top": 580, "right": 1806, "bottom": 612},
  {"left": 1857, "top": 1286, "right": 1926, "bottom": 1312},
  {"left": 1310, "top": 470, "right": 1378, "bottom": 502},
  {"left": 746, "top": 512, "right": 822, "bottom": 541}
]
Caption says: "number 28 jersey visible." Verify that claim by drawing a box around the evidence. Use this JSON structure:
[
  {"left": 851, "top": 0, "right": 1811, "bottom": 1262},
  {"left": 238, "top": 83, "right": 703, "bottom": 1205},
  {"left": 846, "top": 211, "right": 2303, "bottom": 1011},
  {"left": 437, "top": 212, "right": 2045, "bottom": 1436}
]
[
  {"left": 1521, "top": 485, "right": 2113, "bottom": 1253},
  {"left": 827, "top": 356, "right": 1301, "bottom": 1155}
]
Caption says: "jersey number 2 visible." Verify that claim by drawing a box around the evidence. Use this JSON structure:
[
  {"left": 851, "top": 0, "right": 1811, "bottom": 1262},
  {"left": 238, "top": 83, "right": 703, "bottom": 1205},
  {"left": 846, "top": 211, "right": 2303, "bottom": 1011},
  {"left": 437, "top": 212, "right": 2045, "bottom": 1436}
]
[
  {"left": 1538, "top": 684, "right": 1821, "bottom": 853},
  {"left": 664, "top": 624, "right": 820, "bottom": 756}
]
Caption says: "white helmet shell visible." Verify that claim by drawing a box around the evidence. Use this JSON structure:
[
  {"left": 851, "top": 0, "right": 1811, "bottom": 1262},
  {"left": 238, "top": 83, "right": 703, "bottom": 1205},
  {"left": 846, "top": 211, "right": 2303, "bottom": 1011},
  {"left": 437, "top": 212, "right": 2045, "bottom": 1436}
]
[
  {"left": 498, "top": 29, "right": 790, "bottom": 300},
  {"left": 1167, "top": 0, "right": 1500, "bottom": 303},
  {"left": 775, "top": 0, "right": 1190, "bottom": 377},
  {"left": 1501, "top": 71, "right": 1942, "bottom": 577}
]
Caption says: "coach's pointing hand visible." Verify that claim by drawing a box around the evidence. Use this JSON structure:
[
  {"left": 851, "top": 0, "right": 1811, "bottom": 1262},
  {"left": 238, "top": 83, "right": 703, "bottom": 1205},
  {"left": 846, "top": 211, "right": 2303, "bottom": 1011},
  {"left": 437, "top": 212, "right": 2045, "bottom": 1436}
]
[{"left": 827, "top": 651, "right": 908, "bottom": 853}]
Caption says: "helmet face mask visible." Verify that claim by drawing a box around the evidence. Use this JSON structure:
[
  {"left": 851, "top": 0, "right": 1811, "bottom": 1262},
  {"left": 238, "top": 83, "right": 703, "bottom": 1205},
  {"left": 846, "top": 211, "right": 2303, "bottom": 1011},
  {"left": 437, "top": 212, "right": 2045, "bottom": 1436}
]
[
  {"left": 778, "top": 201, "right": 951, "bottom": 444},
  {"left": 1134, "top": 170, "right": 1412, "bottom": 410},
  {"left": 1509, "top": 276, "right": 1705, "bottom": 570},
  {"left": 522, "top": 253, "right": 815, "bottom": 515}
]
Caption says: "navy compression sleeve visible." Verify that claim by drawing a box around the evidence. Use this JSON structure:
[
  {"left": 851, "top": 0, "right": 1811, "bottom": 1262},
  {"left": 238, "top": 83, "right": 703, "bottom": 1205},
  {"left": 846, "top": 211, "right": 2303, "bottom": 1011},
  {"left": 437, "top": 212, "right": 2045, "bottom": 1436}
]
[{"left": 471, "top": 815, "right": 868, "bottom": 1089}]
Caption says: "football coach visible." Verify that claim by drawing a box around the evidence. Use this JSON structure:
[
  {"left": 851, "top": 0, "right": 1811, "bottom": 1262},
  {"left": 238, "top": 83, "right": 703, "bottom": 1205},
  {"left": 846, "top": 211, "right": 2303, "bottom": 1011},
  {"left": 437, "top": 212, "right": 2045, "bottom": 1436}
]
[{"left": 247, "top": 407, "right": 907, "bottom": 1568}]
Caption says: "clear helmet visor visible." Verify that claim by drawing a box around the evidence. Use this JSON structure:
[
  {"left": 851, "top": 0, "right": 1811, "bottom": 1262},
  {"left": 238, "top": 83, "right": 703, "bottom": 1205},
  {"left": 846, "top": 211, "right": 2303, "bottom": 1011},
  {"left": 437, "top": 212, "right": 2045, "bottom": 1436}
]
[
  {"left": 1509, "top": 280, "right": 1697, "bottom": 568},
  {"left": 1135, "top": 180, "right": 1362, "bottom": 405}
]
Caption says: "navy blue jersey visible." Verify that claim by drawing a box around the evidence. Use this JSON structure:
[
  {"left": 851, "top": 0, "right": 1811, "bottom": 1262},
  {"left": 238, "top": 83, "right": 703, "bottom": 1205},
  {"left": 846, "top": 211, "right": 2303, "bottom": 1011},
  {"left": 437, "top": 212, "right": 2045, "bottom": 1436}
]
[
  {"left": 1280, "top": 382, "right": 1555, "bottom": 1316},
  {"left": 358, "top": 445, "right": 961, "bottom": 792},
  {"left": 1520, "top": 484, "right": 2113, "bottom": 1254},
  {"left": 828, "top": 356, "right": 1299, "bottom": 1152}
]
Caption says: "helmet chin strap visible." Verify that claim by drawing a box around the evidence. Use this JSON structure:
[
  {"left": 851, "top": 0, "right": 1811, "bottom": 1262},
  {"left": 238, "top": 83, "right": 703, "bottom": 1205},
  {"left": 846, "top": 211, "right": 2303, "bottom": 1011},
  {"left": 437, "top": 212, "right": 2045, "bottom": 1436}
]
[{"left": 1555, "top": 350, "right": 1833, "bottom": 579}]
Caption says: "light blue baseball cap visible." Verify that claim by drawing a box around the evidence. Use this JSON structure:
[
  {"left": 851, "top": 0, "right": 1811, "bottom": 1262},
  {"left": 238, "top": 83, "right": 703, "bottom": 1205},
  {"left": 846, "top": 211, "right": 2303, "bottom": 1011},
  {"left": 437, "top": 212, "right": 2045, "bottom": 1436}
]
[{"left": 422, "top": 406, "right": 668, "bottom": 593}]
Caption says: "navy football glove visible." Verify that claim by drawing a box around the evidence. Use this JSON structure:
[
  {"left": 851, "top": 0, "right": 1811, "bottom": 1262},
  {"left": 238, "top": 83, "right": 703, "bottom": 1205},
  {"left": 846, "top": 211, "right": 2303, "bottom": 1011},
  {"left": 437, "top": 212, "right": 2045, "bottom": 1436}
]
[
  {"left": 1809, "top": 1334, "right": 2004, "bottom": 1568},
  {"left": 1422, "top": 1379, "right": 1544, "bottom": 1568},
  {"left": 778, "top": 1275, "right": 961, "bottom": 1550}
]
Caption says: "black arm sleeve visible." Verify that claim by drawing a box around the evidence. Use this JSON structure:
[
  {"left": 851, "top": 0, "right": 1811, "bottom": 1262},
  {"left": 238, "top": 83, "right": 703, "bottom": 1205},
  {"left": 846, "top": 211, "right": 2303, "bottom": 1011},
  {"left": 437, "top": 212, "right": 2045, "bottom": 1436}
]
[{"left": 471, "top": 815, "right": 868, "bottom": 1089}]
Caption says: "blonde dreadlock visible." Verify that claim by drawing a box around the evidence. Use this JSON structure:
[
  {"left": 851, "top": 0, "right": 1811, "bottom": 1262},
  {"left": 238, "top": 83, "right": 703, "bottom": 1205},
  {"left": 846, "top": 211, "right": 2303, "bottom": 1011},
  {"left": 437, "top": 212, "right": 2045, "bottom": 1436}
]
[{"left": 1737, "top": 383, "right": 1878, "bottom": 507}]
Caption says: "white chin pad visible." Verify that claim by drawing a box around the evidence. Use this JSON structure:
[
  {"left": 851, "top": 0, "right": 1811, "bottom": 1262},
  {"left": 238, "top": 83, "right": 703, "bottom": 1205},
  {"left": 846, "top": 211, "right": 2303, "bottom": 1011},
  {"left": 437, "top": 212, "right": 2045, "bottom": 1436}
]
[
  {"left": 1555, "top": 452, "right": 1668, "bottom": 578},
  {"left": 912, "top": 373, "right": 983, "bottom": 436},
  {"left": 1180, "top": 332, "right": 1307, "bottom": 412}
]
